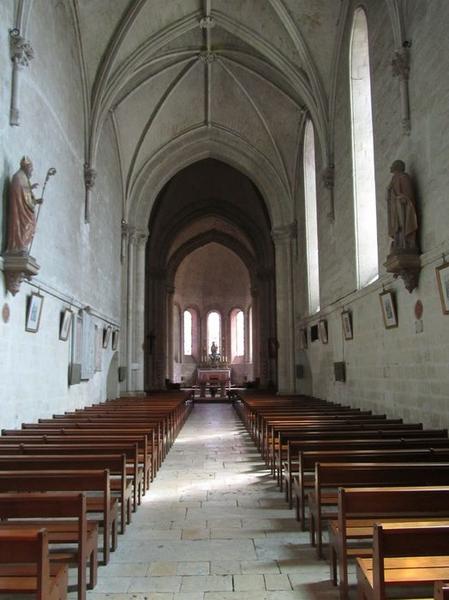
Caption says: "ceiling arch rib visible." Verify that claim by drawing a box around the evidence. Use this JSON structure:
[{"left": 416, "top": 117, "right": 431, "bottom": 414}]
[
  {"left": 125, "top": 57, "right": 199, "bottom": 196},
  {"left": 218, "top": 59, "right": 292, "bottom": 199}
]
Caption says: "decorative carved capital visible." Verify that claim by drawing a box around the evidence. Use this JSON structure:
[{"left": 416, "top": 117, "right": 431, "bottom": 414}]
[
  {"left": 199, "top": 51, "right": 217, "bottom": 64},
  {"left": 9, "top": 29, "right": 34, "bottom": 68},
  {"left": 199, "top": 16, "right": 215, "bottom": 29},
  {"left": 84, "top": 163, "right": 97, "bottom": 190},
  {"left": 272, "top": 222, "right": 297, "bottom": 243},
  {"left": 135, "top": 229, "right": 148, "bottom": 248},
  {"left": 391, "top": 48, "right": 410, "bottom": 81},
  {"left": 322, "top": 165, "right": 335, "bottom": 190}
]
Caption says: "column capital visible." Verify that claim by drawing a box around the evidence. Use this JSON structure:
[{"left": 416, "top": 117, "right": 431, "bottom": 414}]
[
  {"left": 9, "top": 29, "right": 34, "bottom": 67},
  {"left": 391, "top": 47, "right": 410, "bottom": 81},
  {"left": 322, "top": 164, "right": 335, "bottom": 189},
  {"left": 272, "top": 222, "right": 297, "bottom": 243}
]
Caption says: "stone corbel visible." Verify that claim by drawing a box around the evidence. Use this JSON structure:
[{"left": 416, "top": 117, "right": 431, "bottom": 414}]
[
  {"left": 384, "top": 249, "right": 420, "bottom": 293},
  {"left": 391, "top": 45, "right": 411, "bottom": 135},
  {"left": 322, "top": 165, "right": 335, "bottom": 222},
  {"left": 9, "top": 28, "right": 34, "bottom": 126},
  {"left": 3, "top": 253, "right": 39, "bottom": 296},
  {"left": 83, "top": 163, "right": 97, "bottom": 223}
]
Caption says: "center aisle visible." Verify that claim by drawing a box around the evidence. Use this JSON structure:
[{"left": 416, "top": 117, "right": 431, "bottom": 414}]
[{"left": 88, "top": 403, "right": 339, "bottom": 600}]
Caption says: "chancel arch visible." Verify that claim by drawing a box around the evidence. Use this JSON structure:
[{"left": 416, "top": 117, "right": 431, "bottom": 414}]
[{"left": 143, "top": 159, "right": 277, "bottom": 392}]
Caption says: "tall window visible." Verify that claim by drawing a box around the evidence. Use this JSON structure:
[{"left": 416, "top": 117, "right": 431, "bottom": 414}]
[
  {"left": 231, "top": 309, "right": 244, "bottom": 359},
  {"left": 207, "top": 311, "right": 221, "bottom": 353},
  {"left": 248, "top": 306, "right": 253, "bottom": 362},
  {"left": 304, "top": 118, "right": 320, "bottom": 313},
  {"left": 350, "top": 7, "right": 378, "bottom": 288},
  {"left": 183, "top": 310, "right": 192, "bottom": 356}
]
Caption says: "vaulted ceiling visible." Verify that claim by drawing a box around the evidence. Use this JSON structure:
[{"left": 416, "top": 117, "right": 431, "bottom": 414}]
[{"left": 73, "top": 0, "right": 345, "bottom": 222}]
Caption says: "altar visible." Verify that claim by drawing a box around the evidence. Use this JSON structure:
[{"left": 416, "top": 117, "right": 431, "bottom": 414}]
[{"left": 196, "top": 368, "right": 231, "bottom": 398}]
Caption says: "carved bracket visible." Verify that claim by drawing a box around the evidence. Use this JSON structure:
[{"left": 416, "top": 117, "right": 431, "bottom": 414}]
[
  {"left": 9, "top": 29, "right": 34, "bottom": 126},
  {"left": 2, "top": 252, "right": 40, "bottom": 296},
  {"left": 384, "top": 250, "right": 420, "bottom": 293}
]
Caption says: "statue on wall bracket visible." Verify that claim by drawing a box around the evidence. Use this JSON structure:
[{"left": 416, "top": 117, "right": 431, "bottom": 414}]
[
  {"left": 2, "top": 157, "right": 56, "bottom": 295},
  {"left": 384, "top": 159, "right": 420, "bottom": 293}
]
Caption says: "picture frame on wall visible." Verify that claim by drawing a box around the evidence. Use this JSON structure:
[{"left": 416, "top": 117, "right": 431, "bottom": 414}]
[
  {"left": 341, "top": 310, "right": 353, "bottom": 340},
  {"left": 435, "top": 261, "right": 449, "bottom": 314},
  {"left": 319, "top": 319, "right": 328, "bottom": 344},
  {"left": 59, "top": 308, "right": 73, "bottom": 341},
  {"left": 103, "top": 325, "right": 112, "bottom": 349},
  {"left": 25, "top": 293, "right": 44, "bottom": 333},
  {"left": 379, "top": 290, "right": 398, "bottom": 329},
  {"left": 112, "top": 329, "right": 119, "bottom": 351}
]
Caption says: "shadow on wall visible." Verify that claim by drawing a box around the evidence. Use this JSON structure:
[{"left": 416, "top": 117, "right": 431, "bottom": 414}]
[
  {"left": 1, "top": 160, "right": 10, "bottom": 255},
  {"left": 106, "top": 351, "right": 119, "bottom": 399}
]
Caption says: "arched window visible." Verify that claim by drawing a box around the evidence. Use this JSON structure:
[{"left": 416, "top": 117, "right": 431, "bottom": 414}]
[
  {"left": 207, "top": 311, "right": 221, "bottom": 353},
  {"left": 183, "top": 310, "right": 192, "bottom": 356},
  {"left": 231, "top": 309, "right": 245, "bottom": 359},
  {"left": 248, "top": 306, "right": 253, "bottom": 362},
  {"left": 303, "top": 118, "right": 320, "bottom": 313},
  {"left": 350, "top": 7, "right": 378, "bottom": 288}
]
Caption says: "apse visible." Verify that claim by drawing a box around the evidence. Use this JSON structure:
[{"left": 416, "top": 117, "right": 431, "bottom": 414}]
[{"left": 173, "top": 242, "right": 252, "bottom": 387}]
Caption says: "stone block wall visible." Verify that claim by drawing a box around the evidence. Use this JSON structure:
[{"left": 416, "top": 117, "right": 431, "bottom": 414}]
[
  {"left": 295, "top": 1, "right": 449, "bottom": 429},
  {"left": 0, "top": 0, "right": 122, "bottom": 427}
]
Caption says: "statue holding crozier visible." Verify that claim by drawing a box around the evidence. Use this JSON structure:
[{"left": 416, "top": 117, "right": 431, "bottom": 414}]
[{"left": 3, "top": 157, "right": 56, "bottom": 295}]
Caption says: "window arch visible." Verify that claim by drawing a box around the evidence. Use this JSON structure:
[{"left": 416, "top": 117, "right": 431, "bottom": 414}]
[
  {"left": 230, "top": 308, "right": 245, "bottom": 359},
  {"left": 350, "top": 7, "right": 378, "bottom": 288},
  {"left": 207, "top": 311, "right": 221, "bottom": 354},
  {"left": 303, "top": 118, "right": 320, "bottom": 313}
]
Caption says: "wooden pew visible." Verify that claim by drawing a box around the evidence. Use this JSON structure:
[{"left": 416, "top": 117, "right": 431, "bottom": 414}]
[
  {"left": 328, "top": 486, "right": 449, "bottom": 599},
  {"left": 307, "top": 462, "right": 449, "bottom": 558},
  {"left": 435, "top": 581, "right": 449, "bottom": 599},
  {"left": 0, "top": 527, "right": 68, "bottom": 600},
  {"left": 0, "top": 454, "right": 130, "bottom": 534},
  {"left": 291, "top": 446, "right": 449, "bottom": 522},
  {"left": 0, "top": 492, "right": 97, "bottom": 600},
  {"left": 0, "top": 434, "right": 151, "bottom": 493},
  {"left": 356, "top": 522, "right": 449, "bottom": 600},
  {"left": 0, "top": 470, "right": 116, "bottom": 565},
  {"left": 274, "top": 427, "right": 448, "bottom": 487}
]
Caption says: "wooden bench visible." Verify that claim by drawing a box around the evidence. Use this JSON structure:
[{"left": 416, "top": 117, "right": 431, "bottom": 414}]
[
  {"left": 435, "top": 581, "right": 449, "bottom": 599},
  {"left": 307, "top": 462, "right": 449, "bottom": 558},
  {"left": 0, "top": 527, "right": 68, "bottom": 600},
  {"left": 0, "top": 492, "right": 97, "bottom": 600},
  {"left": 328, "top": 486, "right": 449, "bottom": 599},
  {"left": 356, "top": 522, "right": 449, "bottom": 600},
  {"left": 273, "top": 427, "right": 448, "bottom": 486},
  {"left": 290, "top": 446, "right": 449, "bottom": 522},
  {"left": 0, "top": 454, "right": 131, "bottom": 535},
  {"left": 0, "top": 469, "right": 117, "bottom": 565},
  {"left": 0, "top": 433, "right": 151, "bottom": 494}
]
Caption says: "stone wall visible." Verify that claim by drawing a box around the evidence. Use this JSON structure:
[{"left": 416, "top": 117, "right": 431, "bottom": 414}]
[
  {"left": 295, "top": 1, "right": 449, "bottom": 429},
  {"left": 0, "top": 0, "right": 122, "bottom": 427}
]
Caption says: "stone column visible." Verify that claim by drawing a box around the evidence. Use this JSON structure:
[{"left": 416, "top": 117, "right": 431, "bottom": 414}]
[
  {"left": 131, "top": 230, "right": 148, "bottom": 391},
  {"left": 391, "top": 47, "right": 411, "bottom": 135},
  {"left": 126, "top": 228, "right": 137, "bottom": 392},
  {"left": 119, "top": 223, "right": 130, "bottom": 394},
  {"left": 166, "top": 285, "right": 175, "bottom": 383},
  {"left": 9, "top": 29, "right": 34, "bottom": 126},
  {"left": 272, "top": 224, "right": 296, "bottom": 394},
  {"left": 250, "top": 286, "right": 259, "bottom": 382}
]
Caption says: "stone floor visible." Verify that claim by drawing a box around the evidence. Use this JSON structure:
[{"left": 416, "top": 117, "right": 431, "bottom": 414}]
[{"left": 78, "top": 403, "right": 346, "bottom": 600}]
